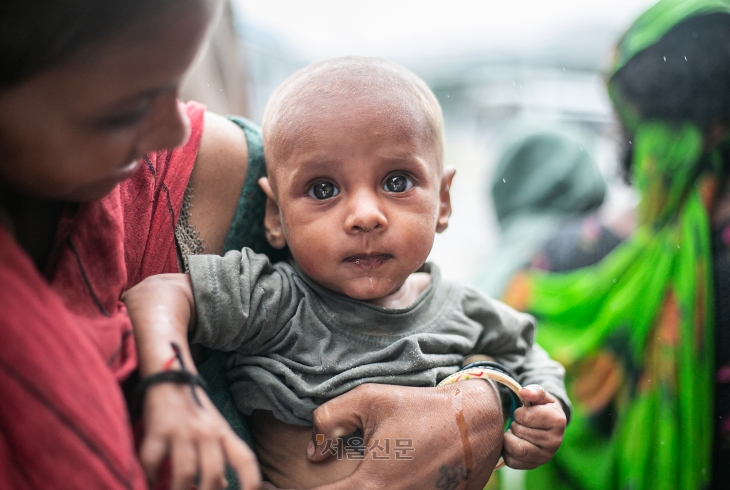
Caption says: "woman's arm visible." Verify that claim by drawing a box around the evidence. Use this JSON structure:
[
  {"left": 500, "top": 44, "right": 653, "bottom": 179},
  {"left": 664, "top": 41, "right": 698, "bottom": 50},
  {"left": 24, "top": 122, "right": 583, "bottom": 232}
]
[
  {"left": 187, "top": 111, "right": 249, "bottom": 255},
  {"left": 132, "top": 111, "right": 261, "bottom": 490},
  {"left": 308, "top": 382, "right": 505, "bottom": 490},
  {"left": 124, "top": 274, "right": 262, "bottom": 490},
  {"left": 125, "top": 274, "right": 197, "bottom": 378},
  {"left": 136, "top": 111, "right": 249, "bottom": 375}
]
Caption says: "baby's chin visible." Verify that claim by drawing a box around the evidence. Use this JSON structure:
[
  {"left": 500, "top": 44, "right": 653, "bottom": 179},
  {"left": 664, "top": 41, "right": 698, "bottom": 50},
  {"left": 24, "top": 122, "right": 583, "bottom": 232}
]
[{"left": 323, "top": 275, "right": 406, "bottom": 303}]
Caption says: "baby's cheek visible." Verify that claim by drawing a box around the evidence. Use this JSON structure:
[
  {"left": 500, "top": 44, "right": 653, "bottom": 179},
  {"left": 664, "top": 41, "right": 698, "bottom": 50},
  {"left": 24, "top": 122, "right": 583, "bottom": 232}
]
[
  {"left": 288, "top": 231, "right": 340, "bottom": 275},
  {"left": 400, "top": 214, "right": 436, "bottom": 257}
]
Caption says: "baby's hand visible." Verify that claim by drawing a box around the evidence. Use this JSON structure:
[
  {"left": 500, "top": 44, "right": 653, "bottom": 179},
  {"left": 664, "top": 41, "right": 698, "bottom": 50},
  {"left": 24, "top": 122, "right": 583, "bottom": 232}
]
[{"left": 502, "top": 384, "right": 566, "bottom": 469}]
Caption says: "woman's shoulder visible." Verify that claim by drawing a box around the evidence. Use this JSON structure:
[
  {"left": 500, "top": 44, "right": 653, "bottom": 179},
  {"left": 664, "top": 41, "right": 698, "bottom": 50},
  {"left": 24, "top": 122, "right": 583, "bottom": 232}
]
[
  {"left": 185, "top": 112, "right": 251, "bottom": 255},
  {"left": 0, "top": 227, "right": 147, "bottom": 488}
]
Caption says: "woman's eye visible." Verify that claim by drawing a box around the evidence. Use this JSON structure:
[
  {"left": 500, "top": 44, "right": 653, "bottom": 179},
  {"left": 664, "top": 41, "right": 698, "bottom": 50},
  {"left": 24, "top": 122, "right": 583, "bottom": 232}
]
[
  {"left": 98, "top": 109, "right": 148, "bottom": 130},
  {"left": 308, "top": 181, "right": 340, "bottom": 200},
  {"left": 383, "top": 175, "right": 413, "bottom": 193}
]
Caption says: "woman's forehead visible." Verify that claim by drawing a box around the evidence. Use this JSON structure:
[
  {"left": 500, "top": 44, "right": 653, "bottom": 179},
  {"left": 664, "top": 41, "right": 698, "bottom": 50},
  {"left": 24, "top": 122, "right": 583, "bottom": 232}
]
[{"left": 38, "top": 2, "right": 213, "bottom": 112}]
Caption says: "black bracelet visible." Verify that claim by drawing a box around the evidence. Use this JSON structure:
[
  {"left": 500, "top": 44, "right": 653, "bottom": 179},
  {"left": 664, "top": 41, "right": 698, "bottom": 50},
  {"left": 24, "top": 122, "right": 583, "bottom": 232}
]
[{"left": 136, "top": 343, "right": 208, "bottom": 416}]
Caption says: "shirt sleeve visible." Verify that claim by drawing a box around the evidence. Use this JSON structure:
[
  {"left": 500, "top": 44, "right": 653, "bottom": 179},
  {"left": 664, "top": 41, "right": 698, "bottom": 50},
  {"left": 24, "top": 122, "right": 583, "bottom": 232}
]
[
  {"left": 187, "top": 248, "right": 298, "bottom": 354},
  {"left": 462, "top": 287, "right": 572, "bottom": 420}
]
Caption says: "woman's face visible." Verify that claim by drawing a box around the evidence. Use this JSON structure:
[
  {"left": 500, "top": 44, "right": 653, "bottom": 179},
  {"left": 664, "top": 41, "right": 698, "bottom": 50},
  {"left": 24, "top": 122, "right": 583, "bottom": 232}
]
[{"left": 0, "top": 1, "right": 214, "bottom": 202}]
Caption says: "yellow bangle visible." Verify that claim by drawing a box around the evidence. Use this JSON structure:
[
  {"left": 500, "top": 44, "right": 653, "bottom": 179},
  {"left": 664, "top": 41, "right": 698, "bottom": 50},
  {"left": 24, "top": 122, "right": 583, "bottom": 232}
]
[{"left": 438, "top": 367, "right": 529, "bottom": 407}]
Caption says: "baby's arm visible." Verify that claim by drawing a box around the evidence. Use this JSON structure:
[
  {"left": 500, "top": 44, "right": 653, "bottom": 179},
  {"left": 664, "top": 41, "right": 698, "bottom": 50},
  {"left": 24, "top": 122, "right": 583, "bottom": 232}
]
[
  {"left": 464, "top": 288, "right": 568, "bottom": 469},
  {"left": 503, "top": 342, "right": 568, "bottom": 469}
]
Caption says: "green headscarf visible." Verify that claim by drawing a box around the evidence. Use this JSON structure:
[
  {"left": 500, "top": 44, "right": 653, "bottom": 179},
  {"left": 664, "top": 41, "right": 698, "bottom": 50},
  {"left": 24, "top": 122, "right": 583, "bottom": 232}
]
[
  {"left": 475, "top": 129, "right": 605, "bottom": 298},
  {"left": 501, "top": 1, "right": 730, "bottom": 489}
]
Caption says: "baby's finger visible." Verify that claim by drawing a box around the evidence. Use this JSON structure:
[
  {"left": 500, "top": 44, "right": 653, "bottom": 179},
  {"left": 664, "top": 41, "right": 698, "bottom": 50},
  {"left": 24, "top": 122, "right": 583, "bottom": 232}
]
[
  {"left": 502, "top": 430, "right": 550, "bottom": 470},
  {"left": 519, "top": 385, "right": 556, "bottom": 405},
  {"left": 170, "top": 439, "right": 198, "bottom": 490},
  {"left": 198, "top": 439, "right": 227, "bottom": 490},
  {"left": 222, "top": 430, "right": 261, "bottom": 490},
  {"left": 139, "top": 435, "right": 169, "bottom": 484},
  {"left": 509, "top": 422, "right": 562, "bottom": 452},
  {"left": 513, "top": 404, "right": 563, "bottom": 431}
]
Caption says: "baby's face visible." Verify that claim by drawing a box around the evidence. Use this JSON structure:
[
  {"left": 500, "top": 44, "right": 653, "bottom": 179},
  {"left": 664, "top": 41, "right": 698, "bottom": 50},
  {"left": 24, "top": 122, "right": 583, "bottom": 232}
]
[{"left": 263, "top": 97, "right": 453, "bottom": 302}]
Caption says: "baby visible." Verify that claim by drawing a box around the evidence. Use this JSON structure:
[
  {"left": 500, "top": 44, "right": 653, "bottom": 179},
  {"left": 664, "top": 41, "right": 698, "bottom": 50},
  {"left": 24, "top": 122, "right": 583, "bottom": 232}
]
[{"left": 125, "top": 57, "right": 569, "bottom": 488}]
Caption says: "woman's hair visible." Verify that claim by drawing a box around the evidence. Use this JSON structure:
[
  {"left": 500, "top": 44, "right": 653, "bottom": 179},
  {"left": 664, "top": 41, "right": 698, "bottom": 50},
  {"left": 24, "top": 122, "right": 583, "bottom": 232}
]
[
  {"left": 611, "top": 12, "right": 730, "bottom": 178},
  {"left": 0, "top": 0, "right": 189, "bottom": 89}
]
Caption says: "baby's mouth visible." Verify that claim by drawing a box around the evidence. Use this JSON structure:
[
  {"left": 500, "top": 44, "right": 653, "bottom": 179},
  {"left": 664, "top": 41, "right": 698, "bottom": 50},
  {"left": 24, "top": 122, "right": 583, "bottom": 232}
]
[{"left": 344, "top": 254, "right": 392, "bottom": 270}]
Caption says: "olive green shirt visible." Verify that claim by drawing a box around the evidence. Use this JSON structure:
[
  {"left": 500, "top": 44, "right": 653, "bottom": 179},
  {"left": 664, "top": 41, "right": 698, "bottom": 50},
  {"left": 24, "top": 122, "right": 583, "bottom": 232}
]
[{"left": 189, "top": 249, "right": 570, "bottom": 426}]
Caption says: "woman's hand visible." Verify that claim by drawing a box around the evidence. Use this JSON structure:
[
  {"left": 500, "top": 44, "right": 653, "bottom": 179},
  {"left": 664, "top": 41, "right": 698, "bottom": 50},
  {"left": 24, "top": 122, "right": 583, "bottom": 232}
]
[
  {"left": 502, "top": 385, "right": 566, "bottom": 470},
  {"left": 305, "top": 382, "right": 504, "bottom": 490},
  {"left": 140, "top": 381, "right": 262, "bottom": 490},
  {"left": 123, "top": 275, "right": 262, "bottom": 489}
]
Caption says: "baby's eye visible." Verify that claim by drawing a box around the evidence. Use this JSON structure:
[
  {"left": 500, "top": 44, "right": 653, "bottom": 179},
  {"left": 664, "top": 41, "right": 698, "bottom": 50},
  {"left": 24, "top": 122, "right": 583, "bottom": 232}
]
[
  {"left": 383, "top": 175, "right": 413, "bottom": 193},
  {"left": 308, "top": 181, "right": 340, "bottom": 200}
]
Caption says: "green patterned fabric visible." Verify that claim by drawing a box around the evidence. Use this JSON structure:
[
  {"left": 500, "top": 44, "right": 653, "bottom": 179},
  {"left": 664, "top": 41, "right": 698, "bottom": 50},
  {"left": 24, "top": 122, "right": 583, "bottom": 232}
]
[
  {"left": 475, "top": 129, "right": 605, "bottom": 298},
  {"left": 499, "top": 1, "right": 730, "bottom": 489},
  {"left": 197, "top": 116, "right": 283, "bottom": 490}
]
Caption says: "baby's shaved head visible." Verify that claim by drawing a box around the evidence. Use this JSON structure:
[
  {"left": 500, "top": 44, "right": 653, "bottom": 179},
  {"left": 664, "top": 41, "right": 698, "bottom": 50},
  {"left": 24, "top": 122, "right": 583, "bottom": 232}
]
[{"left": 262, "top": 57, "right": 444, "bottom": 174}]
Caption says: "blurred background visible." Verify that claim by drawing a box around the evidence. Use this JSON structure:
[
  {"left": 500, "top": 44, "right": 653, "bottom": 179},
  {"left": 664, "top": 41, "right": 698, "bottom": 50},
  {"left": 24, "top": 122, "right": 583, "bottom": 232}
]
[{"left": 181, "top": 0, "right": 656, "bottom": 285}]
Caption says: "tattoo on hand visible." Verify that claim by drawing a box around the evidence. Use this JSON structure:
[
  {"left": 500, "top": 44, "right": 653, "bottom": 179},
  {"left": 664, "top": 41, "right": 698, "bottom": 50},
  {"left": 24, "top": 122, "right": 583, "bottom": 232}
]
[{"left": 435, "top": 465, "right": 471, "bottom": 490}]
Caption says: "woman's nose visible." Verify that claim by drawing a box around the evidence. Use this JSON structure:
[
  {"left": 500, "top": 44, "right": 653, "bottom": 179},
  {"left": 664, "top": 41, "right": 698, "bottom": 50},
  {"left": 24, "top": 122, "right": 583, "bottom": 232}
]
[
  {"left": 344, "top": 191, "right": 388, "bottom": 234},
  {"left": 136, "top": 92, "right": 190, "bottom": 156}
]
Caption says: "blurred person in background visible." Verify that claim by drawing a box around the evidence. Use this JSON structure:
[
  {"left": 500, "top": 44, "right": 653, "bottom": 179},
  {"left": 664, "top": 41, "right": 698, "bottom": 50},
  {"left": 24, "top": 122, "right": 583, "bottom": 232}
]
[
  {"left": 180, "top": 0, "right": 249, "bottom": 116},
  {"left": 0, "top": 0, "right": 509, "bottom": 489},
  {"left": 474, "top": 127, "right": 607, "bottom": 298},
  {"left": 501, "top": 0, "right": 730, "bottom": 488}
]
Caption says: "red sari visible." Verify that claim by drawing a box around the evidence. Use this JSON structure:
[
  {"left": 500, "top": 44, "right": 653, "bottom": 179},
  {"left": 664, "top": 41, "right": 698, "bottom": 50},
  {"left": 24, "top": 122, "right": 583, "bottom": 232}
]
[{"left": 0, "top": 102, "right": 205, "bottom": 489}]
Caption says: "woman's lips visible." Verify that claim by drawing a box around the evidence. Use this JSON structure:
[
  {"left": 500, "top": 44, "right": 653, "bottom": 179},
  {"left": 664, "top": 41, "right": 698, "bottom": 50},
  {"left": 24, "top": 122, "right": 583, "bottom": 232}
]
[{"left": 344, "top": 254, "right": 392, "bottom": 270}]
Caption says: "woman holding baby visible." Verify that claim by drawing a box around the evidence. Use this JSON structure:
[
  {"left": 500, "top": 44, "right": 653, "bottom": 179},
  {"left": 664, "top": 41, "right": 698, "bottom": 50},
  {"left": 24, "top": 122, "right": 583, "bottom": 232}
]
[{"left": 0, "top": 0, "right": 516, "bottom": 489}]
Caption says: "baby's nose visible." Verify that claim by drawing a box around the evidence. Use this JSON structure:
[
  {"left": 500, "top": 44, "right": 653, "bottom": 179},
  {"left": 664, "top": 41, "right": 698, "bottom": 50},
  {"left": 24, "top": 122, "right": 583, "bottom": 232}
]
[{"left": 344, "top": 195, "right": 388, "bottom": 234}]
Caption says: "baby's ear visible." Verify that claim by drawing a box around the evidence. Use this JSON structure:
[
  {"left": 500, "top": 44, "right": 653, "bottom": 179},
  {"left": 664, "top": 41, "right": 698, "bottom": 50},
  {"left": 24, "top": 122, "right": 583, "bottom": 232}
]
[
  {"left": 258, "top": 177, "right": 287, "bottom": 249},
  {"left": 436, "top": 167, "right": 456, "bottom": 233}
]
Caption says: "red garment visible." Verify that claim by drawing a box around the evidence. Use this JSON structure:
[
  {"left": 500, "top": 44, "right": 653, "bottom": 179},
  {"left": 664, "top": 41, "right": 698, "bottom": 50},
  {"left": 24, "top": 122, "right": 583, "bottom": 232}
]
[{"left": 0, "top": 102, "right": 205, "bottom": 489}]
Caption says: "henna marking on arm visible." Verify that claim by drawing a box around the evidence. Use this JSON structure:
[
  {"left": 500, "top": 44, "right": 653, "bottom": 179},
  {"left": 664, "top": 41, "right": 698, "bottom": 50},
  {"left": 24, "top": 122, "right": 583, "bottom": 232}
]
[{"left": 434, "top": 465, "right": 471, "bottom": 490}]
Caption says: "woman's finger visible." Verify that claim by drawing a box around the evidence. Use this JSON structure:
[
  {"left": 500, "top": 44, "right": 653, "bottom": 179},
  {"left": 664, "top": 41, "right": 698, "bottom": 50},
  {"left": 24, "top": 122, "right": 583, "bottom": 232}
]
[
  {"left": 259, "top": 483, "right": 282, "bottom": 490},
  {"left": 138, "top": 434, "right": 169, "bottom": 484},
  {"left": 170, "top": 438, "right": 198, "bottom": 490},
  {"left": 222, "top": 430, "right": 262, "bottom": 490},
  {"left": 309, "top": 385, "right": 372, "bottom": 463},
  {"left": 198, "top": 438, "right": 227, "bottom": 490},
  {"left": 307, "top": 473, "right": 364, "bottom": 490}
]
